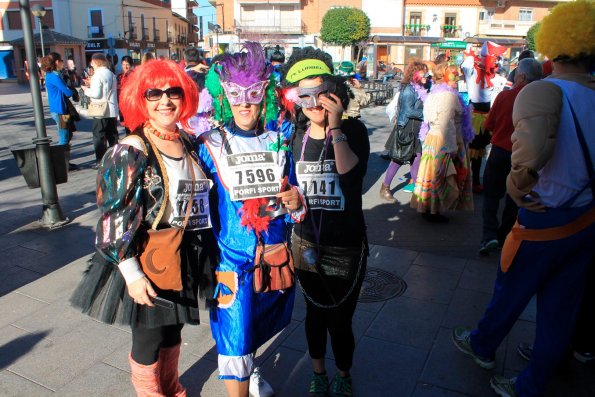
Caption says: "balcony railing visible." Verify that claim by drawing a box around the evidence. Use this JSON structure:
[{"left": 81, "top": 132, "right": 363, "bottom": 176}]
[
  {"left": 478, "top": 19, "right": 534, "bottom": 37},
  {"left": 234, "top": 20, "right": 304, "bottom": 35},
  {"left": 177, "top": 35, "right": 187, "bottom": 44},
  {"left": 142, "top": 27, "right": 149, "bottom": 40},
  {"left": 154, "top": 29, "right": 160, "bottom": 42},
  {"left": 87, "top": 25, "right": 104, "bottom": 38},
  {"left": 404, "top": 24, "right": 430, "bottom": 36},
  {"left": 441, "top": 25, "right": 461, "bottom": 38}
]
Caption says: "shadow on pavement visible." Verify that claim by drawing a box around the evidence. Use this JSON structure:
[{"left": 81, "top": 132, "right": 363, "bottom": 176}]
[{"left": 0, "top": 331, "right": 50, "bottom": 370}]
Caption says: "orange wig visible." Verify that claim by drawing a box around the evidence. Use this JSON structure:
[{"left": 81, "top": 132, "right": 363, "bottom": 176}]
[{"left": 119, "top": 60, "right": 199, "bottom": 132}]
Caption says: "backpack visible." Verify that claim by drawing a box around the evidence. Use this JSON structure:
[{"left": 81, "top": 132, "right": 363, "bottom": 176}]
[{"left": 385, "top": 87, "right": 401, "bottom": 123}]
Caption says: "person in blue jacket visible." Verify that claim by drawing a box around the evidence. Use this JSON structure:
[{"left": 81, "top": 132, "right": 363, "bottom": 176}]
[{"left": 41, "top": 52, "right": 73, "bottom": 145}]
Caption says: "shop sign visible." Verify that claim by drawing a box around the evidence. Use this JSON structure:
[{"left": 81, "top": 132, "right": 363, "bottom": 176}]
[
  {"left": 85, "top": 40, "right": 106, "bottom": 51},
  {"left": 128, "top": 41, "right": 141, "bottom": 49},
  {"left": 440, "top": 41, "right": 467, "bottom": 49}
]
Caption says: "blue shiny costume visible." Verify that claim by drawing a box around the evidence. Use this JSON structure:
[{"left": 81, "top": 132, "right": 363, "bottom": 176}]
[{"left": 197, "top": 120, "right": 302, "bottom": 380}]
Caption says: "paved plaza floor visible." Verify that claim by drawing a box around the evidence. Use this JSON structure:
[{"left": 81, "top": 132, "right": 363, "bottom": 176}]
[{"left": 0, "top": 82, "right": 593, "bottom": 396}]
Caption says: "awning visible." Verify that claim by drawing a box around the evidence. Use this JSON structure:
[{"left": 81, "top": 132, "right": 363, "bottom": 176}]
[
  {"left": 374, "top": 35, "right": 445, "bottom": 44},
  {"left": 465, "top": 37, "right": 526, "bottom": 46}
]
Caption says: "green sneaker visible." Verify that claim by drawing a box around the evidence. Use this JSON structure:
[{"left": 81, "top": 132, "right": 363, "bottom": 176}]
[
  {"left": 329, "top": 374, "right": 352, "bottom": 397},
  {"left": 490, "top": 375, "right": 518, "bottom": 397},
  {"left": 402, "top": 182, "right": 415, "bottom": 193},
  {"left": 451, "top": 326, "right": 496, "bottom": 370},
  {"left": 308, "top": 372, "right": 329, "bottom": 397}
]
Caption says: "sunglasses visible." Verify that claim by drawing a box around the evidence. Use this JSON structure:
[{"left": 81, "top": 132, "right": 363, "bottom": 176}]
[{"left": 144, "top": 87, "right": 184, "bottom": 101}]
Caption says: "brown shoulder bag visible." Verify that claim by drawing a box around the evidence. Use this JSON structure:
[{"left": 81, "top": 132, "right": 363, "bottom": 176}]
[{"left": 132, "top": 135, "right": 195, "bottom": 291}]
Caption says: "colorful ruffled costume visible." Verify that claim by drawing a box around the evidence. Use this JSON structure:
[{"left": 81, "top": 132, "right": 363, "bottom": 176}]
[{"left": 412, "top": 83, "right": 474, "bottom": 213}]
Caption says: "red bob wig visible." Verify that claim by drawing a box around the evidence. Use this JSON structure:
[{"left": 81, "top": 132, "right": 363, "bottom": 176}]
[{"left": 119, "top": 60, "right": 199, "bottom": 132}]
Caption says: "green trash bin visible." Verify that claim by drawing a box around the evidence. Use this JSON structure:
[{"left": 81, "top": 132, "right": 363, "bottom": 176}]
[{"left": 11, "top": 144, "right": 68, "bottom": 189}]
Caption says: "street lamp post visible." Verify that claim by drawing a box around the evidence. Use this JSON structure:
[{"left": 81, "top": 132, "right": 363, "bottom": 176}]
[
  {"left": 31, "top": 4, "right": 46, "bottom": 57},
  {"left": 19, "top": 0, "right": 69, "bottom": 228}
]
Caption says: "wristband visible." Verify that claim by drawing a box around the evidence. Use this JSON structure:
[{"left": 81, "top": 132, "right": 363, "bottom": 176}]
[
  {"left": 331, "top": 133, "right": 348, "bottom": 145},
  {"left": 329, "top": 127, "right": 342, "bottom": 133}
]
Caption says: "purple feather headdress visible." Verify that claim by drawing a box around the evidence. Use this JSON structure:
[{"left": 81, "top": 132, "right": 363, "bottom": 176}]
[{"left": 216, "top": 42, "right": 273, "bottom": 85}]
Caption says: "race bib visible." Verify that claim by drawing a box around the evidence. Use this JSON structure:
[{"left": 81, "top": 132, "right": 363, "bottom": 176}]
[
  {"left": 171, "top": 179, "right": 213, "bottom": 230},
  {"left": 296, "top": 160, "right": 345, "bottom": 211},
  {"left": 223, "top": 151, "right": 283, "bottom": 201}
]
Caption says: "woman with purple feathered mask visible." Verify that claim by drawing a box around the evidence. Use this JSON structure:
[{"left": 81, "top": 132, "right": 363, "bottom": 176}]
[
  {"left": 411, "top": 62, "right": 474, "bottom": 222},
  {"left": 197, "top": 42, "right": 306, "bottom": 397}
]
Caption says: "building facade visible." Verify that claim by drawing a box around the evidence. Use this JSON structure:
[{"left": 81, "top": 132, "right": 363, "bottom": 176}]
[{"left": 1, "top": 0, "right": 199, "bottom": 80}]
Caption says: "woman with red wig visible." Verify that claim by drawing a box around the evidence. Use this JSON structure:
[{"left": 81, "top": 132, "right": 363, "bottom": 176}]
[{"left": 71, "top": 59, "right": 216, "bottom": 396}]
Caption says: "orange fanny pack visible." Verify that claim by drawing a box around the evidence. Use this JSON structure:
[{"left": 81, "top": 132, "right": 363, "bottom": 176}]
[{"left": 501, "top": 206, "right": 595, "bottom": 272}]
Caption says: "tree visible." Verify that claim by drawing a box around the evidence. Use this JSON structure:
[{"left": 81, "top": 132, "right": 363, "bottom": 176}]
[
  {"left": 320, "top": 7, "right": 371, "bottom": 61},
  {"left": 525, "top": 22, "right": 541, "bottom": 52}
]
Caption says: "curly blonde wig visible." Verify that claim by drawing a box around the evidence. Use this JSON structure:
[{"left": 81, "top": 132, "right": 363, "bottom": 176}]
[{"left": 537, "top": 0, "right": 595, "bottom": 61}]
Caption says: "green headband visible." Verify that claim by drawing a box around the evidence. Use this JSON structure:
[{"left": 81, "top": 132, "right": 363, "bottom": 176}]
[{"left": 286, "top": 59, "right": 332, "bottom": 83}]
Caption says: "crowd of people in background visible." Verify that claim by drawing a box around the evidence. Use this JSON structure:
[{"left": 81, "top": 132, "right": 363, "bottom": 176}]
[{"left": 33, "top": 1, "right": 594, "bottom": 396}]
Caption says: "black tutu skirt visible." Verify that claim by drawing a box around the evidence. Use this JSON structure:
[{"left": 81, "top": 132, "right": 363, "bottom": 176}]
[{"left": 70, "top": 231, "right": 217, "bottom": 328}]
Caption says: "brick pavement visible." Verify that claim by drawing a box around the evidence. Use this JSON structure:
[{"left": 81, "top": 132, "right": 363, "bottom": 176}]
[{"left": 0, "top": 83, "right": 592, "bottom": 396}]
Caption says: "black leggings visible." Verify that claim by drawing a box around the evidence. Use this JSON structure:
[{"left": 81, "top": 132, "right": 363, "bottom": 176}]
[
  {"left": 131, "top": 323, "right": 184, "bottom": 365},
  {"left": 299, "top": 264, "right": 366, "bottom": 372}
]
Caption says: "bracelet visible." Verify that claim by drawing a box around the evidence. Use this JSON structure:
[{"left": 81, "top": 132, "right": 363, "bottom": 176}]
[
  {"left": 331, "top": 133, "right": 348, "bottom": 145},
  {"left": 329, "top": 127, "right": 342, "bottom": 133}
]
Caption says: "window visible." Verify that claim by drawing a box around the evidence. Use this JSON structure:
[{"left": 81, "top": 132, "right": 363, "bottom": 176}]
[
  {"left": 6, "top": 9, "right": 53, "bottom": 30},
  {"left": 89, "top": 10, "right": 103, "bottom": 37},
  {"left": 280, "top": 5, "right": 295, "bottom": 26},
  {"left": 444, "top": 13, "right": 457, "bottom": 27},
  {"left": 409, "top": 12, "right": 422, "bottom": 25},
  {"left": 141, "top": 14, "right": 147, "bottom": 39},
  {"left": 519, "top": 8, "right": 533, "bottom": 21},
  {"left": 7, "top": 10, "right": 22, "bottom": 30},
  {"left": 479, "top": 8, "right": 494, "bottom": 21},
  {"left": 408, "top": 12, "right": 422, "bottom": 35},
  {"left": 41, "top": 10, "right": 54, "bottom": 29},
  {"left": 241, "top": 5, "right": 255, "bottom": 23}
]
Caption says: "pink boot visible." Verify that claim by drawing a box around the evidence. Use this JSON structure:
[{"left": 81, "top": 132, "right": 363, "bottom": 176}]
[
  {"left": 129, "top": 354, "right": 165, "bottom": 397},
  {"left": 158, "top": 343, "right": 187, "bottom": 397}
]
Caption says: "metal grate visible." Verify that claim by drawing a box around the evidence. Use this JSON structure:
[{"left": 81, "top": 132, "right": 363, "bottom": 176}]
[{"left": 359, "top": 267, "right": 407, "bottom": 303}]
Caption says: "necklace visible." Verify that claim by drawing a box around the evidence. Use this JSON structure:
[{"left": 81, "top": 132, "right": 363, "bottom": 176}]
[{"left": 144, "top": 121, "right": 180, "bottom": 141}]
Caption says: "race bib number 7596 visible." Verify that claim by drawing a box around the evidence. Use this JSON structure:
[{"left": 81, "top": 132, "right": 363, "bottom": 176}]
[{"left": 224, "top": 151, "right": 282, "bottom": 201}]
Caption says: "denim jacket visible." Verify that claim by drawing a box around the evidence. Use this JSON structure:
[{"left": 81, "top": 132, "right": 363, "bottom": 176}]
[{"left": 396, "top": 84, "right": 424, "bottom": 128}]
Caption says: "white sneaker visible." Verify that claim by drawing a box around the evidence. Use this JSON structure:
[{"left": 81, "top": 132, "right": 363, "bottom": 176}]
[{"left": 249, "top": 367, "right": 274, "bottom": 397}]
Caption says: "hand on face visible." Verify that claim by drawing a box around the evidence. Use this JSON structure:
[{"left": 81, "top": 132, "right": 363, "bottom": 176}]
[
  {"left": 318, "top": 93, "right": 344, "bottom": 128},
  {"left": 298, "top": 77, "right": 343, "bottom": 128}
]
